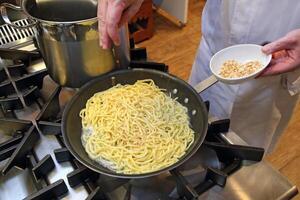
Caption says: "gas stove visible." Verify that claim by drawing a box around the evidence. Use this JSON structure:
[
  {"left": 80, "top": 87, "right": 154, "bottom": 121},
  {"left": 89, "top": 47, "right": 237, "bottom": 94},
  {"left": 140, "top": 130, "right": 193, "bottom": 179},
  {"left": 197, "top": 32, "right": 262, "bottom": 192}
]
[{"left": 0, "top": 16, "right": 298, "bottom": 200}]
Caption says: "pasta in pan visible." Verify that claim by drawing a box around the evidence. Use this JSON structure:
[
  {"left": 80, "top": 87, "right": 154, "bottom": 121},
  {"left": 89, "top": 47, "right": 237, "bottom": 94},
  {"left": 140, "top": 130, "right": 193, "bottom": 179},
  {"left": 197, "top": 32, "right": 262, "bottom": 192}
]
[{"left": 80, "top": 79, "right": 194, "bottom": 174}]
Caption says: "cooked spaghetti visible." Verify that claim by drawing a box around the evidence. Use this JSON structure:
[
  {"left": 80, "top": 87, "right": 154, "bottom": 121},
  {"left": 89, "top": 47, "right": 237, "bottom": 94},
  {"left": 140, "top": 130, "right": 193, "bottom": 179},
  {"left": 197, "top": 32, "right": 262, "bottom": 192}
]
[{"left": 80, "top": 79, "right": 194, "bottom": 174}]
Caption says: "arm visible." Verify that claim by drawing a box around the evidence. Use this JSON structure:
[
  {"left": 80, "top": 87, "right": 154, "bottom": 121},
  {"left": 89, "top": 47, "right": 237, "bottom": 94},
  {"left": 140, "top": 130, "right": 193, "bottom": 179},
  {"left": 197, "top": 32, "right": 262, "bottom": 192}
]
[
  {"left": 98, "top": 0, "right": 144, "bottom": 49},
  {"left": 260, "top": 29, "right": 300, "bottom": 76}
]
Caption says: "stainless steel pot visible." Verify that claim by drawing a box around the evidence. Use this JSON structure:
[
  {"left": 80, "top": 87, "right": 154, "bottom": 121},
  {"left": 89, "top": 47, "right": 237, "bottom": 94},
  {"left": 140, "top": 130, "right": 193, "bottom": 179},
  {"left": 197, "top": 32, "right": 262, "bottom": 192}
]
[{"left": 0, "top": 0, "right": 130, "bottom": 88}]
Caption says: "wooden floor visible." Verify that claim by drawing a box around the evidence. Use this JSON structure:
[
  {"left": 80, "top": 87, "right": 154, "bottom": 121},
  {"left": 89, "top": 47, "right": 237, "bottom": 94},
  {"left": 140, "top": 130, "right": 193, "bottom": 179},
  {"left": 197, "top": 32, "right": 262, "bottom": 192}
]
[{"left": 140, "top": 1, "right": 300, "bottom": 198}]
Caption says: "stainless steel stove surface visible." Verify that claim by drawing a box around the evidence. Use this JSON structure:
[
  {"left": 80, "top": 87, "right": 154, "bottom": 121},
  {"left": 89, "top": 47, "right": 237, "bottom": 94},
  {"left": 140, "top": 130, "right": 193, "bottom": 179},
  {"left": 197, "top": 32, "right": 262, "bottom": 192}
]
[{"left": 0, "top": 17, "right": 298, "bottom": 200}]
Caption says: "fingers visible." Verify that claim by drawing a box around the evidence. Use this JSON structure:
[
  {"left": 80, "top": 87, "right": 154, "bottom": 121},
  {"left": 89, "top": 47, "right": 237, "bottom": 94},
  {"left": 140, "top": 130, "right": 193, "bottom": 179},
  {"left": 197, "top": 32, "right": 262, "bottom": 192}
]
[
  {"left": 98, "top": 0, "right": 110, "bottom": 48},
  {"left": 119, "top": 0, "right": 144, "bottom": 26},
  {"left": 260, "top": 30, "right": 300, "bottom": 76},
  {"left": 272, "top": 50, "right": 288, "bottom": 59},
  {"left": 259, "top": 60, "right": 296, "bottom": 77},
  {"left": 262, "top": 35, "right": 297, "bottom": 55},
  {"left": 106, "top": 0, "right": 127, "bottom": 47},
  {"left": 98, "top": 0, "right": 143, "bottom": 49}
]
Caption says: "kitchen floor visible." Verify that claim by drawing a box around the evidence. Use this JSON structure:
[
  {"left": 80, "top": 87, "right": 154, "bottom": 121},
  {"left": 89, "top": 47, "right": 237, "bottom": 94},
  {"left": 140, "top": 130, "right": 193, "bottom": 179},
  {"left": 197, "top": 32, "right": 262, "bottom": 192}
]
[{"left": 140, "top": 1, "right": 300, "bottom": 199}]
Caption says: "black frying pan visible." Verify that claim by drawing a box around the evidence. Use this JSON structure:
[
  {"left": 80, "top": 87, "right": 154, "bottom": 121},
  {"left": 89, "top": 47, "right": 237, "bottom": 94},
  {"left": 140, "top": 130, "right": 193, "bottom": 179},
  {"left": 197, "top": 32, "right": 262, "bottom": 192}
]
[{"left": 62, "top": 68, "right": 208, "bottom": 178}]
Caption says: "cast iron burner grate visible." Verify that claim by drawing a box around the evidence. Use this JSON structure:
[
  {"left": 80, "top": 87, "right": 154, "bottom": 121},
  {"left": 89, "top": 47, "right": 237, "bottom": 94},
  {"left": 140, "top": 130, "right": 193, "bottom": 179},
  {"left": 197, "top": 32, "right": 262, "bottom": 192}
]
[
  {"left": 0, "top": 118, "right": 69, "bottom": 200},
  {"left": 0, "top": 48, "right": 46, "bottom": 117}
]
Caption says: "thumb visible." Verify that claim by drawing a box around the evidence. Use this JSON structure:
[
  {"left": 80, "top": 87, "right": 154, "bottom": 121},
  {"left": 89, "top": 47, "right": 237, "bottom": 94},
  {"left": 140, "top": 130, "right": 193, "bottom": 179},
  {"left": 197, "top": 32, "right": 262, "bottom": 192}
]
[
  {"left": 119, "top": 0, "right": 144, "bottom": 26},
  {"left": 262, "top": 36, "right": 294, "bottom": 55}
]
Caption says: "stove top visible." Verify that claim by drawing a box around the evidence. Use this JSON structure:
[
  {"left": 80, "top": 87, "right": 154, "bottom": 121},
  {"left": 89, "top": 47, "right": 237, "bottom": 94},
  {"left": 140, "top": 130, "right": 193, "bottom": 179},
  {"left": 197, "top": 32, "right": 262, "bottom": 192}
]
[{"left": 0, "top": 26, "right": 298, "bottom": 200}]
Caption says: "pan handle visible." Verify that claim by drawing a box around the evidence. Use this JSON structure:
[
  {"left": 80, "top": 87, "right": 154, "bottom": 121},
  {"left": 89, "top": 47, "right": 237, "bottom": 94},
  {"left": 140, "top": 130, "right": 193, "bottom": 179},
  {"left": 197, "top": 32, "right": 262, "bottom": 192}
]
[
  {"left": 0, "top": 3, "right": 37, "bottom": 29},
  {"left": 193, "top": 75, "right": 218, "bottom": 93}
]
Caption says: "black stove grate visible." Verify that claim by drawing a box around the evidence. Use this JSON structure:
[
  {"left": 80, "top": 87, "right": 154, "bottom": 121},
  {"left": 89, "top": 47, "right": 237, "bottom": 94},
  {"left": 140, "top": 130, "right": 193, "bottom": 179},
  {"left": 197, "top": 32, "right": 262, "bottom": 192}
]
[
  {"left": 0, "top": 117, "right": 69, "bottom": 199},
  {"left": 0, "top": 49, "right": 46, "bottom": 115},
  {"left": 171, "top": 118, "right": 264, "bottom": 199}
]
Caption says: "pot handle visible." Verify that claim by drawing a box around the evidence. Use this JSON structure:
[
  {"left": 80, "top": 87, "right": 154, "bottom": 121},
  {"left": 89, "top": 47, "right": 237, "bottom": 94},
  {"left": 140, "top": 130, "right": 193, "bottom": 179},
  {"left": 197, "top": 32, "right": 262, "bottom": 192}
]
[{"left": 0, "top": 3, "right": 37, "bottom": 29}]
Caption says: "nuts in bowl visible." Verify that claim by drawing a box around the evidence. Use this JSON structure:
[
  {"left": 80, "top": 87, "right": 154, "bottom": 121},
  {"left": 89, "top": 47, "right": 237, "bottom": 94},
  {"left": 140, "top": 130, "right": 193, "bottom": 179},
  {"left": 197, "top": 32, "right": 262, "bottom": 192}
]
[
  {"left": 219, "top": 60, "right": 263, "bottom": 78},
  {"left": 210, "top": 44, "right": 272, "bottom": 84}
]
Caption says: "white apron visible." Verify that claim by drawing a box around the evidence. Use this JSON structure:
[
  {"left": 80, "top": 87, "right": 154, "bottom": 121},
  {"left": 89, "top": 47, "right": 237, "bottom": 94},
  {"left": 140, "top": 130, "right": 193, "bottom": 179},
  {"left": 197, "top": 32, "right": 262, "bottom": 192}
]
[{"left": 189, "top": 0, "right": 300, "bottom": 153}]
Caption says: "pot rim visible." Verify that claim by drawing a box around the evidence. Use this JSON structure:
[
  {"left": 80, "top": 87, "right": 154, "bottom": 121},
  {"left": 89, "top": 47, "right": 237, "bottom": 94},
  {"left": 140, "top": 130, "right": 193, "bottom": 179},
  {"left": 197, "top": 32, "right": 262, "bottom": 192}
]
[{"left": 21, "top": 0, "right": 98, "bottom": 25}]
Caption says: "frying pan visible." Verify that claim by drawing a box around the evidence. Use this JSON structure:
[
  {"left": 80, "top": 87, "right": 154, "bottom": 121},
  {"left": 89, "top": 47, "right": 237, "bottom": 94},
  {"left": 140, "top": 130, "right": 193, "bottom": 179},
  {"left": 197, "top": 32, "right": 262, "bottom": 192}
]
[{"left": 62, "top": 68, "right": 209, "bottom": 178}]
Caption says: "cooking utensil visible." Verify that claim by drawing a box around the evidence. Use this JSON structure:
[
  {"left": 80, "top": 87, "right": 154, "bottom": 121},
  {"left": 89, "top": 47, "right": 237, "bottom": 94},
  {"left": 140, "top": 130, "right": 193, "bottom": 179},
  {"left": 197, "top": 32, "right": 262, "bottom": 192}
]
[
  {"left": 62, "top": 68, "right": 209, "bottom": 179},
  {"left": 210, "top": 44, "right": 271, "bottom": 84},
  {"left": 0, "top": 0, "right": 130, "bottom": 88}
]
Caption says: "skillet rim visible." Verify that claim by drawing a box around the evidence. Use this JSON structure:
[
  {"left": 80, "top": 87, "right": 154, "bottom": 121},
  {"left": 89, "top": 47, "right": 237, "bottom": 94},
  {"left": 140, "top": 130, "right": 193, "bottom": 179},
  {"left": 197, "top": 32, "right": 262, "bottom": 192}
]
[{"left": 62, "top": 68, "right": 208, "bottom": 178}]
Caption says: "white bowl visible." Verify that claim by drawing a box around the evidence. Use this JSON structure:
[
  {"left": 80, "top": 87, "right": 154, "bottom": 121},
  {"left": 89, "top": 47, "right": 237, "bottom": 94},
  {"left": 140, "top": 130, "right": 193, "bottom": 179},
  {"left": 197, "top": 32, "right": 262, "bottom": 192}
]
[{"left": 210, "top": 44, "right": 272, "bottom": 84}]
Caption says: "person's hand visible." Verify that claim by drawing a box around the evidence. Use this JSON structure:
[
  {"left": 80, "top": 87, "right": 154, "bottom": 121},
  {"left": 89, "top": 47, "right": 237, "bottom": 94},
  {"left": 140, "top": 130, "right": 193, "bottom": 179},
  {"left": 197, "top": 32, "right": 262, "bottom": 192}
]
[
  {"left": 260, "top": 29, "right": 300, "bottom": 76},
  {"left": 98, "top": 0, "right": 143, "bottom": 49}
]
